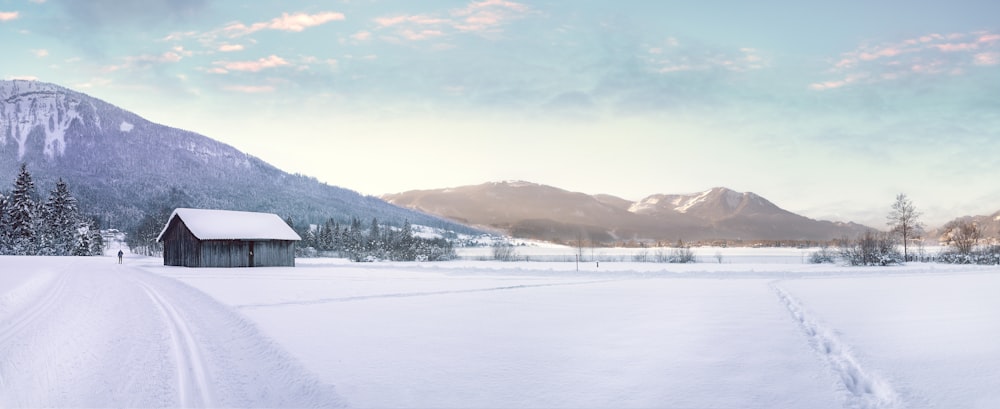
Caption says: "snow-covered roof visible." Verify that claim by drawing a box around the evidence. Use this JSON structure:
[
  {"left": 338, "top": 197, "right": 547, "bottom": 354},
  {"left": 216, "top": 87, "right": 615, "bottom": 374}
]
[{"left": 157, "top": 208, "right": 302, "bottom": 242}]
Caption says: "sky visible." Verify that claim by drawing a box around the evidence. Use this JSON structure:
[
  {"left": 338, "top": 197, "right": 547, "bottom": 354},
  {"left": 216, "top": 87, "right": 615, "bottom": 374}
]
[{"left": 2, "top": 0, "right": 999, "bottom": 227}]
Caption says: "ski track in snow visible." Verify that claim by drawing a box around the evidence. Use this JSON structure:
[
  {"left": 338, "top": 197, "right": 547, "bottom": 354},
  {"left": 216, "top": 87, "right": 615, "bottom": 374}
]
[
  {"left": 0, "top": 258, "right": 345, "bottom": 407},
  {"left": 235, "top": 278, "right": 625, "bottom": 309},
  {"left": 0, "top": 272, "right": 65, "bottom": 345},
  {"left": 0, "top": 272, "right": 66, "bottom": 392},
  {"left": 771, "top": 281, "right": 904, "bottom": 409},
  {"left": 137, "top": 281, "right": 214, "bottom": 408}
]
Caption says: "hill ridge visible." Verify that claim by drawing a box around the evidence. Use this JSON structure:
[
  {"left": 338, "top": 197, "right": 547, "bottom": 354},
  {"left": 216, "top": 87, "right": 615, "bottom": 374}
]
[{"left": 383, "top": 181, "right": 870, "bottom": 243}]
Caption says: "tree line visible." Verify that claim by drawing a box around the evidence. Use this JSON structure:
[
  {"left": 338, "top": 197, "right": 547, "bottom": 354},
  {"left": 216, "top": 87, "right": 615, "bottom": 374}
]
[
  {"left": 810, "top": 193, "right": 1000, "bottom": 266},
  {"left": 294, "top": 217, "right": 456, "bottom": 262},
  {"left": 0, "top": 164, "right": 104, "bottom": 256}
]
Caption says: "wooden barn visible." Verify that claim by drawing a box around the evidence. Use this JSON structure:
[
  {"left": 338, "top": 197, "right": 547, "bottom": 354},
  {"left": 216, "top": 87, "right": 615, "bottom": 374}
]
[{"left": 157, "top": 208, "right": 301, "bottom": 267}]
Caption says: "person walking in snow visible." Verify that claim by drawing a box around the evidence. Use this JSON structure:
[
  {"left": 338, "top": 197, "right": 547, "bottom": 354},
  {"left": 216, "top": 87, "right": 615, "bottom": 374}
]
[{"left": 118, "top": 250, "right": 124, "bottom": 264}]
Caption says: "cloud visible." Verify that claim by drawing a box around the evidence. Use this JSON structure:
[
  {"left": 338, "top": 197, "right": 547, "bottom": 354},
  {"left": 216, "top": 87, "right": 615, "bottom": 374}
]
[
  {"left": 643, "top": 39, "right": 767, "bottom": 74},
  {"left": 224, "top": 85, "right": 276, "bottom": 93},
  {"left": 401, "top": 29, "right": 444, "bottom": 41},
  {"left": 811, "top": 31, "right": 1000, "bottom": 90},
  {"left": 32, "top": 49, "right": 49, "bottom": 58},
  {"left": 375, "top": 15, "right": 448, "bottom": 28},
  {"left": 46, "top": 0, "right": 208, "bottom": 26},
  {"left": 4, "top": 75, "right": 39, "bottom": 81},
  {"left": 103, "top": 51, "right": 185, "bottom": 72},
  {"left": 451, "top": 0, "right": 529, "bottom": 32},
  {"left": 222, "top": 11, "right": 345, "bottom": 37},
  {"left": 808, "top": 73, "right": 869, "bottom": 90},
  {"left": 218, "top": 44, "right": 244, "bottom": 52},
  {"left": 162, "top": 10, "right": 344, "bottom": 56},
  {"left": 350, "top": 30, "right": 371, "bottom": 41},
  {"left": 212, "top": 55, "right": 289, "bottom": 73},
  {"left": 371, "top": 0, "right": 531, "bottom": 42},
  {"left": 975, "top": 52, "right": 1000, "bottom": 66},
  {"left": 0, "top": 11, "right": 19, "bottom": 21}
]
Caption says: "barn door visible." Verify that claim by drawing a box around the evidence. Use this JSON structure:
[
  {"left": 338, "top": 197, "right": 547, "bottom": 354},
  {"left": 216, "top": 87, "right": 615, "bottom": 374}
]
[{"left": 248, "top": 241, "right": 255, "bottom": 267}]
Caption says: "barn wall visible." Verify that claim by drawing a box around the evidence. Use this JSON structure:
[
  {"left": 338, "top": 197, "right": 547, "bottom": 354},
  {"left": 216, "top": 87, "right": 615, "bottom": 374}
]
[
  {"left": 199, "top": 240, "right": 251, "bottom": 268},
  {"left": 162, "top": 219, "right": 201, "bottom": 267},
  {"left": 194, "top": 240, "right": 295, "bottom": 267},
  {"left": 252, "top": 240, "right": 296, "bottom": 267}
]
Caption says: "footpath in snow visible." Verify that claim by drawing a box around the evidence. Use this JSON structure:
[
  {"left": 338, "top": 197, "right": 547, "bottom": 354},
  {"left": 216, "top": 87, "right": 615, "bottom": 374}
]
[{"left": 0, "top": 256, "right": 344, "bottom": 408}]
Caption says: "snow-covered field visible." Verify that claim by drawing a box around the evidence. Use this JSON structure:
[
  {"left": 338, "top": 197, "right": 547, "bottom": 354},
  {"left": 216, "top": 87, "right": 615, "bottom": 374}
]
[{"left": 2, "top": 249, "right": 1000, "bottom": 408}]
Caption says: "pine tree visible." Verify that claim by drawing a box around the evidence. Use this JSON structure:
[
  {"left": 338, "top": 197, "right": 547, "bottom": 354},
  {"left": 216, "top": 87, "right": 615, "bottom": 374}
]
[
  {"left": 42, "top": 179, "right": 81, "bottom": 256},
  {"left": 368, "top": 217, "right": 381, "bottom": 254},
  {"left": 87, "top": 218, "right": 105, "bottom": 256},
  {"left": 397, "top": 220, "right": 415, "bottom": 260},
  {"left": 0, "top": 192, "right": 10, "bottom": 254},
  {"left": 9, "top": 164, "right": 39, "bottom": 255},
  {"left": 74, "top": 218, "right": 92, "bottom": 256}
]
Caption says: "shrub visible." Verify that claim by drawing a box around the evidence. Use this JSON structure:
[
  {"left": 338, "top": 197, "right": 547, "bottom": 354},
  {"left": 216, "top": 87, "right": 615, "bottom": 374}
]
[
  {"left": 839, "top": 230, "right": 902, "bottom": 266},
  {"left": 809, "top": 246, "right": 837, "bottom": 264}
]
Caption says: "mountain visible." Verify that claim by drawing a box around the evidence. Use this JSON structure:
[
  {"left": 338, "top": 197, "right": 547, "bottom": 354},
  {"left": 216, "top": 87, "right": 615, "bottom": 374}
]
[
  {"left": 383, "top": 181, "right": 870, "bottom": 243},
  {"left": 0, "top": 80, "right": 477, "bottom": 234},
  {"left": 929, "top": 210, "right": 1000, "bottom": 244}
]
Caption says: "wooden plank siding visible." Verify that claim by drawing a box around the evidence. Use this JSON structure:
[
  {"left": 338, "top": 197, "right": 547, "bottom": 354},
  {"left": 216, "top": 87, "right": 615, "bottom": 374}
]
[
  {"left": 161, "top": 218, "right": 296, "bottom": 267},
  {"left": 162, "top": 217, "right": 201, "bottom": 267}
]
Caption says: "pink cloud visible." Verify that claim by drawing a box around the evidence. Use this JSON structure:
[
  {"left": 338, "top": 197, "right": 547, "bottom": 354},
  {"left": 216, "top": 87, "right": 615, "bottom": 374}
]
[
  {"left": 373, "top": 0, "right": 530, "bottom": 39},
  {"left": 858, "top": 47, "right": 904, "bottom": 61},
  {"left": 214, "top": 55, "right": 289, "bottom": 72},
  {"left": 808, "top": 73, "right": 868, "bottom": 91},
  {"left": 815, "top": 30, "right": 1000, "bottom": 90},
  {"left": 401, "top": 29, "right": 444, "bottom": 41},
  {"left": 452, "top": 1, "right": 529, "bottom": 32},
  {"left": 0, "top": 11, "right": 18, "bottom": 21},
  {"left": 375, "top": 15, "right": 447, "bottom": 28},
  {"left": 225, "top": 11, "right": 344, "bottom": 37},
  {"left": 934, "top": 42, "right": 979, "bottom": 52},
  {"left": 919, "top": 34, "right": 944, "bottom": 43},
  {"left": 834, "top": 58, "right": 856, "bottom": 69},
  {"left": 218, "top": 44, "right": 244, "bottom": 52},
  {"left": 979, "top": 34, "right": 1000, "bottom": 44},
  {"left": 974, "top": 52, "right": 1000, "bottom": 66},
  {"left": 464, "top": 0, "right": 528, "bottom": 12},
  {"left": 351, "top": 30, "right": 372, "bottom": 41},
  {"left": 224, "top": 85, "right": 276, "bottom": 93}
]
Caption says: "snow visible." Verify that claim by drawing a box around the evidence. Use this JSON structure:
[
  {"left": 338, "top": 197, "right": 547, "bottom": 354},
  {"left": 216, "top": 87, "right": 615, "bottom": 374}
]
[
  {"left": 156, "top": 208, "right": 302, "bottom": 241},
  {"left": 2, "top": 249, "right": 1000, "bottom": 407},
  {"left": 120, "top": 121, "right": 134, "bottom": 132},
  {"left": 627, "top": 196, "right": 659, "bottom": 213},
  {"left": 675, "top": 188, "right": 713, "bottom": 213},
  {"left": 0, "top": 80, "right": 78, "bottom": 159},
  {"left": 0, "top": 255, "right": 342, "bottom": 407}
]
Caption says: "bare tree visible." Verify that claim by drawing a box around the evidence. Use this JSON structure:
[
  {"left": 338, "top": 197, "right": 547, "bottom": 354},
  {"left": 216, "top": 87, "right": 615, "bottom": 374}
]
[
  {"left": 491, "top": 241, "right": 518, "bottom": 262},
  {"left": 944, "top": 220, "right": 981, "bottom": 256},
  {"left": 886, "top": 193, "right": 924, "bottom": 262}
]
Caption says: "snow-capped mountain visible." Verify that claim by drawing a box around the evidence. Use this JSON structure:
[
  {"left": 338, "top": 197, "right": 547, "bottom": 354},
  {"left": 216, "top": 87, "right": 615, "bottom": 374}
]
[
  {"left": 0, "top": 80, "right": 475, "bottom": 233},
  {"left": 383, "top": 181, "right": 870, "bottom": 243}
]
